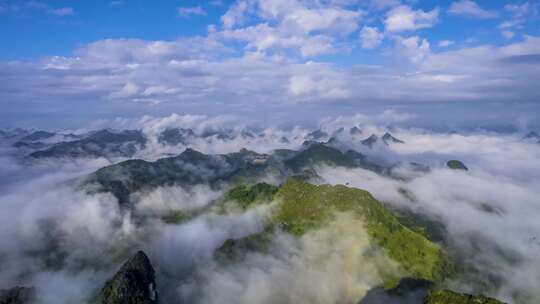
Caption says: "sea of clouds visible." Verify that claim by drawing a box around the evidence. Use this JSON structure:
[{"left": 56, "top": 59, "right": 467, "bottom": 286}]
[{"left": 0, "top": 113, "right": 539, "bottom": 303}]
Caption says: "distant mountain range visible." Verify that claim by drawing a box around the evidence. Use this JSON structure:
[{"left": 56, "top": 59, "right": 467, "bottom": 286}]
[
  {"left": 82, "top": 139, "right": 431, "bottom": 207},
  {"left": 3, "top": 125, "right": 414, "bottom": 161},
  {"left": 0, "top": 124, "right": 515, "bottom": 304}
]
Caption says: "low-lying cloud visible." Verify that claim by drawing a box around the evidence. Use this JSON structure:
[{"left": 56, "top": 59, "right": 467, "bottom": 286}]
[{"left": 0, "top": 115, "right": 539, "bottom": 303}]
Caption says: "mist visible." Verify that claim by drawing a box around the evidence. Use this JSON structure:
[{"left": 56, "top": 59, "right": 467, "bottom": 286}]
[
  {"left": 316, "top": 130, "right": 540, "bottom": 303},
  {"left": 0, "top": 114, "right": 539, "bottom": 303}
]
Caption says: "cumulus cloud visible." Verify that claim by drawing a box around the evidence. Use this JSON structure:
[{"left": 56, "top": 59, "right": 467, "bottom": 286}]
[
  {"left": 219, "top": 23, "right": 336, "bottom": 57},
  {"left": 384, "top": 5, "right": 439, "bottom": 33},
  {"left": 221, "top": 0, "right": 249, "bottom": 28},
  {"left": 394, "top": 35, "right": 432, "bottom": 64},
  {"left": 288, "top": 73, "right": 349, "bottom": 99},
  {"left": 178, "top": 6, "right": 207, "bottom": 17},
  {"left": 448, "top": 0, "right": 498, "bottom": 19},
  {"left": 360, "top": 26, "right": 384, "bottom": 49},
  {"left": 217, "top": 0, "right": 363, "bottom": 57},
  {"left": 2, "top": 32, "right": 540, "bottom": 128}
]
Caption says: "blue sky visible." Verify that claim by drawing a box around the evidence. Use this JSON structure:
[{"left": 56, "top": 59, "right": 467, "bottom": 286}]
[
  {"left": 1, "top": 0, "right": 540, "bottom": 128},
  {"left": 2, "top": 0, "right": 538, "bottom": 60}
]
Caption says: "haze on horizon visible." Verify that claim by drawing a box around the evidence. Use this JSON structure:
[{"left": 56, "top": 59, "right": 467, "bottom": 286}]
[{"left": 1, "top": 0, "right": 539, "bottom": 129}]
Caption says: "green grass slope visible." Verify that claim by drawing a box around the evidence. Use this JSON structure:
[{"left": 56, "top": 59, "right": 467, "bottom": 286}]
[
  {"left": 224, "top": 183, "right": 279, "bottom": 209},
  {"left": 272, "top": 178, "right": 449, "bottom": 285},
  {"left": 425, "top": 290, "right": 505, "bottom": 304}
]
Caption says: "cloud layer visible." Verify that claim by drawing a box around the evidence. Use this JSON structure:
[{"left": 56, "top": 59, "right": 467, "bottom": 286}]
[
  {"left": 1, "top": 0, "right": 539, "bottom": 128},
  {"left": 1, "top": 114, "right": 540, "bottom": 303}
]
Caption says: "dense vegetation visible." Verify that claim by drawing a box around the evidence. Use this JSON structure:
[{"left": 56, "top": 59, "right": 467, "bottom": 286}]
[
  {"left": 425, "top": 290, "right": 504, "bottom": 304},
  {"left": 273, "top": 179, "right": 449, "bottom": 286},
  {"left": 224, "top": 182, "right": 279, "bottom": 209}
]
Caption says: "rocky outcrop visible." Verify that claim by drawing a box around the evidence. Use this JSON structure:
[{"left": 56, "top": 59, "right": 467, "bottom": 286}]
[
  {"left": 360, "top": 278, "right": 433, "bottom": 304},
  {"left": 95, "top": 251, "right": 157, "bottom": 304},
  {"left": 361, "top": 134, "right": 379, "bottom": 148},
  {"left": 306, "top": 129, "right": 328, "bottom": 141},
  {"left": 382, "top": 132, "right": 405, "bottom": 144},
  {"left": 446, "top": 160, "right": 468, "bottom": 171}
]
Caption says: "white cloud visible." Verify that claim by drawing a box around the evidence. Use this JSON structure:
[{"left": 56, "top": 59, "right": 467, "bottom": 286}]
[
  {"left": 288, "top": 73, "right": 349, "bottom": 99},
  {"left": 384, "top": 5, "right": 439, "bottom": 33},
  {"left": 142, "top": 85, "right": 178, "bottom": 96},
  {"left": 499, "top": 2, "right": 538, "bottom": 30},
  {"left": 438, "top": 40, "right": 454, "bottom": 47},
  {"left": 288, "top": 75, "right": 316, "bottom": 96},
  {"left": 178, "top": 6, "right": 207, "bottom": 17},
  {"left": 108, "top": 82, "right": 140, "bottom": 99},
  {"left": 236, "top": 0, "right": 362, "bottom": 35},
  {"left": 0, "top": 2, "right": 75, "bottom": 16},
  {"left": 377, "top": 109, "right": 416, "bottom": 123},
  {"left": 498, "top": 19, "right": 521, "bottom": 29},
  {"left": 360, "top": 26, "right": 384, "bottom": 49},
  {"left": 280, "top": 6, "right": 362, "bottom": 35},
  {"left": 2, "top": 35, "right": 540, "bottom": 126},
  {"left": 448, "top": 0, "right": 498, "bottom": 19},
  {"left": 394, "top": 35, "right": 432, "bottom": 64},
  {"left": 220, "top": 23, "right": 335, "bottom": 57},
  {"left": 221, "top": 0, "right": 249, "bottom": 28},
  {"left": 217, "top": 0, "right": 362, "bottom": 57},
  {"left": 368, "top": 0, "right": 401, "bottom": 11},
  {"left": 48, "top": 7, "right": 74, "bottom": 16},
  {"left": 505, "top": 2, "right": 535, "bottom": 18}
]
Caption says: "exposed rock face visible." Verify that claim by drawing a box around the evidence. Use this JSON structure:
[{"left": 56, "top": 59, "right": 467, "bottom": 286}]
[
  {"left": 361, "top": 134, "right": 379, "bottom": 147},
  {"left": 524, "top": 131, "right": 540, "bottom": 143},
  {"left": 424, "top": 290, "right": 505, "bottom": 304},
  {"left": 359, "top": 278, "right": 433, "bottom": 304},
  {"left": 306, "top": 129, "right": 328, "bottom": 140},
  {"left": 96, "top": 251, "right": 157, "bottom": 304},
  {"left": 524, "top": 131, "right": 539, "bottom": 140},
  {"left": 446, "top": 160, "right": 468, "bottom": 171},
  {"left": 350, "top": 126, "right": 362, "bottom": 135},
  {"left": 382, "top": 132, "right": 405, "bottom": 144},
  {"left": 0, "top": 287, "right": 35, "bottom": 304}
]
